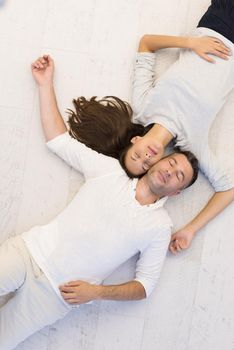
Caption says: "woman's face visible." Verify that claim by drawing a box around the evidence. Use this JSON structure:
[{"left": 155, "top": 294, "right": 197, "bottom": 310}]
[{"left": 124, "top": 136, "right": 164, "bottom": 176}]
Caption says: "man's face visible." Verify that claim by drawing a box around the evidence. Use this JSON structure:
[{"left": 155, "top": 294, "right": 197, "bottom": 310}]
[
  {"left": 124, "top": 136, "right": 164, "bottom": 176},
  {"left": 146, "top": 153, "right": 194, "bottom": 197}
]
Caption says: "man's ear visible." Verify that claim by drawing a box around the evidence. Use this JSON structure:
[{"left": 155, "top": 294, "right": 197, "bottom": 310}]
[{"left": 131, "top": 136, "right": 142, "bottom": 144}]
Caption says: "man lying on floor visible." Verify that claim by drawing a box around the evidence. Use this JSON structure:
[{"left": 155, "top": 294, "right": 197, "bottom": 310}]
[{"left": 0, "top": 56, "right": 198, "bottom": 350}]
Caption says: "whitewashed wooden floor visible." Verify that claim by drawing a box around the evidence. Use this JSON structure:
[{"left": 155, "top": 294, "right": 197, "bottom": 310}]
[{"left": 0, "top": 0, "right": 234, "bottom": 349}]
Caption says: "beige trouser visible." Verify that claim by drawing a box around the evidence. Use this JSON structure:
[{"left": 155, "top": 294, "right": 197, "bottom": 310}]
[{"left": 0, "top": 235, "right": 71, "bottom": 350}]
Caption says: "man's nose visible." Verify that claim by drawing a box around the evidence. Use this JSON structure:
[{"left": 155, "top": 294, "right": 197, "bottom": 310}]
[{"left": 165, "top": 169, "right": 171, "bottom": 178}]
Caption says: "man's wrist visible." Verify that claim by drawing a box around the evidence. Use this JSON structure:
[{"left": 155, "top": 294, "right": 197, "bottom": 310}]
[
  {"left": 185, "top": 223, "right": 197, "bottom": 236},
  {"left": 93, "top": 285, "right": 104, "bottom": 300}
]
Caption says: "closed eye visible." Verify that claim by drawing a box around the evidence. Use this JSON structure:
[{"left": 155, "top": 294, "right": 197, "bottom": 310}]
[
  {"left": 131, "top": 153, "right": 140, "bottom": 161},
  {"left": 177, "top": 171, "right": 184, "bottom": 182},
  {"left": 169, "top": 159, "right": 176, "bottom": 167},
  {"left": 135, "top": 152, "right": 140, "bottom": 159}
]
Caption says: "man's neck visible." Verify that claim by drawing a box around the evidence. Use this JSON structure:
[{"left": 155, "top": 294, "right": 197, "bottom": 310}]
[
  {"left": 148, "top": 123, "right": 173, "bottom": 146},
  {"left": 135, "top": 176, "right": 160, "bottom": 206}
]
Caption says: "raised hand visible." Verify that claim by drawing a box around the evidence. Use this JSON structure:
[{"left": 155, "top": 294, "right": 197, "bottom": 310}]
[{"left": 31, "top": 55, "right": 54, "bottom": 87}]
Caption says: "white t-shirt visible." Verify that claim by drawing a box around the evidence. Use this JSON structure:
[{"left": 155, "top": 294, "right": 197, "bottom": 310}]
[
  {"left": 22, "top": 132, "right": 172, "bottom": 301},
  {"left": 132, "top": 27, "right": 234, "bottom": 192}
]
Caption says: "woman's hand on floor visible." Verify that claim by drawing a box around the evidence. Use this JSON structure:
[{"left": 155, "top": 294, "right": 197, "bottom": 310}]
[
  {"left": 188, "top": 36, "right": 232, "bottom": 63},
  {"left": 169, "top": 227, "right": 196, "bottom": 254},
  {"left": 31, "top": 54, "right": 54, "bottom": 87}
]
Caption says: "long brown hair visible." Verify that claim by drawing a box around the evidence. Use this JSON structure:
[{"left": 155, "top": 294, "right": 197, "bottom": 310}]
[{"left": 67, "top": 96, "right": 146, "bottom": 158}]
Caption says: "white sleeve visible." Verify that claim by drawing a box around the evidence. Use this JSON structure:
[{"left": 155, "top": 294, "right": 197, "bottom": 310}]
[
  {"left": 131, "top": 52, "right": 157, "bottom": 118},
  {"left": 198, "top": 144, "right": 234, "bottom": 192},
  {"left": 134, "top": 228, "right": 171, "bottom": 298},
  {"left": 46, "top": 132, "right": 121, "bottom": 179}
]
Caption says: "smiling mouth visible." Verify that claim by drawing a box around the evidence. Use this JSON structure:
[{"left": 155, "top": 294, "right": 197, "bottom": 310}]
[
  {"left": 158, "top": 171, "right": 167, "bottom": 184},
  {"left": 148, "top": 146, "right": 157, "bottom": 156}
]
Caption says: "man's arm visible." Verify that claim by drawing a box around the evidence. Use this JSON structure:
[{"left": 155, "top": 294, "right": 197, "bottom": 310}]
[
  {"left": 31, "top": 55, "right": 67, "bottom": 141},
  {"left": 138, "top": 34, "right": 231, "bottom": 62},
  {"left": 59, "top": 280, "right": 146, "bottom": 305},
  {"left": 60, "top": 227, "right": 171, "bottom": 304},
  {"left": 170, "top": 188, "right": 234, "bottom": 254},
  {"left": 170, "top": 146, "right": 234, "bottom": 254}
]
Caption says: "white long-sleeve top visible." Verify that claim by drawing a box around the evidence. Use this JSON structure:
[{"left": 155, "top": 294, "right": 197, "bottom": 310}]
[
  {"left": 132, "top": 27, "right": 234, "bottom": 192},
  {"left": 22, "top": 132, "right": 172, "bottom": 301}
]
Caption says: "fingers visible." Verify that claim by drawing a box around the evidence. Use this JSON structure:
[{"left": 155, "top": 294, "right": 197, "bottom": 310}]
[
  {"left": 31, "top": 59, "right": 45, "bottom": 70},
  {"left": 201, "top": 53, "right": 215, "bottom": 63},
  {"left": 202, "top": 37, "right": 232, "bottom": 61},
  {"left": 31, "top": 55, "right": 52, "bottom": 70},
  {"left": 215, "top": 40, "right": 231, "bottom": 51},
  {"left": 206, "top": 46, "right": 231, "bottom": 61},
  {"left": 59, "top": 285, "right": 72, "bottom": 292},
  {"left": 65, "top": 298, "right": 80, "bottom": 304},
  {"left": 213, "top": 39, "right": 232, "bottom": 56},
  {"left": 213, "top": 49, "right": 230, "bottom": 60},
  {"left": 169, "top": 239, "right": 186, "bottom": 255},
  {"left": 214, "top": 43, "right": 231, "bottom": 57},
  {"left": 60, "top": 291, "right": 74, "bottom": 299},
  {"left": 170, "top": 233, "right": 177, "bottom": 243},
  {"left": 66, "top": 280, "right": 83, "bottom": 286},
  {"left": 215, "top": 41, "right": 231, "bottom": 56},
  {"left": 43, "top": 54, "right": 54, "bottom": 66},
  {"left": 60, "top": 289, "right": 81, "bottom": 304},
  {"left": 169, "top": 242, "right": 179, "bottom": 255},
  {"left": 60, "top": 293, "right": 80, "bottom": 304},
  {"left": 59, "top": 285, "right": 79, "bottom": 293},
  {"left": 218, "top": 45, "right": 231, "bottom": 55},
  {"left": 59, "top": 281, "right": 83, "bottom": 292},
  {"left": 169, "top": 240, "right": 179, "bottom": 254}
]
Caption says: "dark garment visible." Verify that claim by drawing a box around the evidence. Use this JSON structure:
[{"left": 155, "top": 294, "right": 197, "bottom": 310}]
[{"left": 197, "top": 0, "right": 234, "bottom": 43}]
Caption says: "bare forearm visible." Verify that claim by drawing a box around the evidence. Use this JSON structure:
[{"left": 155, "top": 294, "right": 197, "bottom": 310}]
[
  {"left": 186, "top": 188, "right": 234, "bottom": 234},
  {"left": 60, "top": 280, "right": 146, "bottom": 305},
  {"left": 138, "top": 35, "right": 231, "bottom": 63},
  {"left": 138, "top": 34, "right": 192, "bottom": 53},
  {"left": 38, "top": 84, "right": 67, "bottom": 142},
  {"left": 170, "top": 188, "right": 234, "bottom": 254},
  {"left": 96, "top": 281, "right": 146, "bottom": 301}
]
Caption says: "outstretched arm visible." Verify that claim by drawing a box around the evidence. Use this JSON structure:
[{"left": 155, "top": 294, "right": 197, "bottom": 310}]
[
  {"left": 139, "top": 34, "right": 231, "bottom": 62},
  {"left": 31, "top": 55, "right": 67, "bottom": 141},
  {"left": 169, "top": 188, "right": 234, "bottom": 254},
  {"left": 59, "top": 280, "right": 146, "bottom": 304}
]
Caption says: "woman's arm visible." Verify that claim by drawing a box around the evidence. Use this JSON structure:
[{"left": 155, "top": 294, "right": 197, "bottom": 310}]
[
  {"left": 169, "top": 188, "right": 234, "bottom": 254},
  {"left": 31, "top": 55, "right": 67, "bottom": 141},
  {"left": 139, "top": 34, "right": 231, "bottom": 62}
]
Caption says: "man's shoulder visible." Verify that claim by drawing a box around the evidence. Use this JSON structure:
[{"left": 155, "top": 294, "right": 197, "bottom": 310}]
[
  {"left": 140, "top": 207, "right": 172, "bottom": 245},
  {"left": 152, "top": 207, "right": 173, "bottom": 230},
  {"left": 135, "top": 204, "right": 173, "bottom": 232}
]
